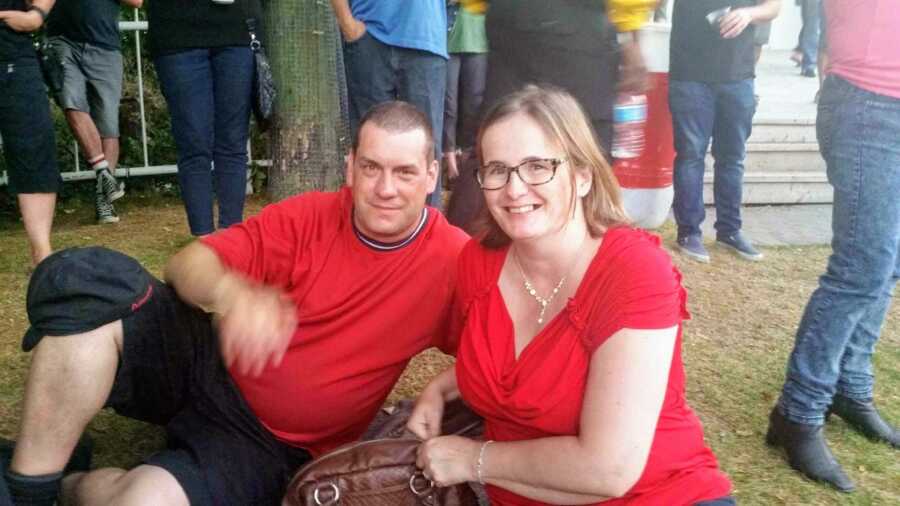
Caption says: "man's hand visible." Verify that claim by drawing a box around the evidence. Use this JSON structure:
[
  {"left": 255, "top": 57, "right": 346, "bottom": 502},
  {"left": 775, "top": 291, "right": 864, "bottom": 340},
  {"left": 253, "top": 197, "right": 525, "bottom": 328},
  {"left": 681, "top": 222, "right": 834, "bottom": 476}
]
[
  {"left": 0, "top": 9, "right": 44, "bottom": 32},
  {"left": 339, "top": 16, "right": 366, "bottom": 43},
  {"left": 407, "top": 386, "right": 446, "bottom": 440},
  {"left": 444, "top": 150, "right": 460, "bottom": 180},
  {"left": 719, "top": 8, "right": 753, "bottom": 39},
  {"left": 416, "top": 436, "right": 481, "bottom": 487},
  {"left": 212, "top": 274, "right": 298, "bottom": 377},
  {"left": 618, "top": 41, "right": 650, "bottom": 93}
]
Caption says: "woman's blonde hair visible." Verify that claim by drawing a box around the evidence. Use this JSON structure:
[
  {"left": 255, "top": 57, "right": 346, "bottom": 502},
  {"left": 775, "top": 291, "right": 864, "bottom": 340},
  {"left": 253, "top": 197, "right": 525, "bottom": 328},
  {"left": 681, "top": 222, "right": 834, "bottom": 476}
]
[{"left": 474, "top": 84, "right": 630, "bottom": 248}]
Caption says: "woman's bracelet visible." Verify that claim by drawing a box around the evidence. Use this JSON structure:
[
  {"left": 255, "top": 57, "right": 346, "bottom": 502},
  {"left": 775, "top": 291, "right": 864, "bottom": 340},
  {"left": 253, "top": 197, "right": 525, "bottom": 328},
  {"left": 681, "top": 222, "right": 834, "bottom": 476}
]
[{"left": 476, "top": 440, "right": 494, "bottom": 485}]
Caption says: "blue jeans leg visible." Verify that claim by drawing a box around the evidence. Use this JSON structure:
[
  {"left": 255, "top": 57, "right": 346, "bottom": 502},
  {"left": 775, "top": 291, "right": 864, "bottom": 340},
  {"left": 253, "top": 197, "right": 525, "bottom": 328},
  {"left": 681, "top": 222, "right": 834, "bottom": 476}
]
[
  {"left": 155, "top": 49, "right": 216, "bottom": 235},
  {"left": 397, "top": 46, "right": 447, "bottom": 208},
  {"left": 343, "top": 32, "right": 395, "bottom": 136},
  {"left": 670, "top": 80, "right": 715, "bottom": 239},
  {"left": 798, "top": 0, "right": 820, "bottom": 71},
  {"left": 711, "top": 79, "right": 755, "bottom": 237},
  {"left": 779, "top": 76, "right": 900, "bottom": 425},
  {"left": 210, "top": 46, "right": 253, "bottom": 230}
]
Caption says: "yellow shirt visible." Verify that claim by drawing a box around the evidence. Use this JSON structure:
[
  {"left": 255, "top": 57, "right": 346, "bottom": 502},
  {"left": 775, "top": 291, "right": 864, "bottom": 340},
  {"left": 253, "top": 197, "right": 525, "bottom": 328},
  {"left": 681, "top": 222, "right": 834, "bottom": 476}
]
[
  {"left": 607, "top": 0, "right": 657, "bottom": 32},
  {"left": 461, "top": 0, "right": 487, "bottom": 15}
]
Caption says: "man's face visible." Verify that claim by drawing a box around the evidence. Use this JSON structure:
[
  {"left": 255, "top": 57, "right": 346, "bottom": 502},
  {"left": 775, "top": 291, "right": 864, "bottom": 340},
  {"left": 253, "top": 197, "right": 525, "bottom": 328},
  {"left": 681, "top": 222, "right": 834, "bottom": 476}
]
[{"left": 347, "top": 123, "right": 438, "bottom": 243}]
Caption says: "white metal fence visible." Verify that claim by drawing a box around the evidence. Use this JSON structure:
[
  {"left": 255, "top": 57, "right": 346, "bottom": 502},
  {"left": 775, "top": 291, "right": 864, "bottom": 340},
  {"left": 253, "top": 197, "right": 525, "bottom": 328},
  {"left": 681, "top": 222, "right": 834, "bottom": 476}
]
[{"left": 1, "top": 11, "right": 258, "bottom": 187}]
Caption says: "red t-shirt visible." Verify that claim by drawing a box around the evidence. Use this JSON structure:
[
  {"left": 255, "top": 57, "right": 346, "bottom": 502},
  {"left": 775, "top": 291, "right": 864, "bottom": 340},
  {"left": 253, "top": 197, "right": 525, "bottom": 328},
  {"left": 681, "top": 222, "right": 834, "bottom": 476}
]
[
  {"left": 202, "top": 188, "right": 469, "bottom": 456},
  {"left": 455, "top": 227, "right": 732, "bottom": 505}
]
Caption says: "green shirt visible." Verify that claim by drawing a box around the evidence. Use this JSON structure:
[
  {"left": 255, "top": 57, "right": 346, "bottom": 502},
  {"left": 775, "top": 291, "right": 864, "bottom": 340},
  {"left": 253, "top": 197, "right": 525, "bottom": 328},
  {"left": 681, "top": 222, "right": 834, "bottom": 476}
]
[{"left": 447, "top": 9, "right": 487, "bottom": 54}]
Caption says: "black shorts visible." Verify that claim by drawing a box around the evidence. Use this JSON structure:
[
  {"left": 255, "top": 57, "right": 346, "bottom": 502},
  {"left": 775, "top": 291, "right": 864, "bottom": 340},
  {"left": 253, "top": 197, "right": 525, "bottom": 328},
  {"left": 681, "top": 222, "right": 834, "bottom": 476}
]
[
  {"left": 0, "top": 58, "right": 60, "bottom": 195},
  {"left": 105, "top": 278, "right": 311, "bottom": 505}
]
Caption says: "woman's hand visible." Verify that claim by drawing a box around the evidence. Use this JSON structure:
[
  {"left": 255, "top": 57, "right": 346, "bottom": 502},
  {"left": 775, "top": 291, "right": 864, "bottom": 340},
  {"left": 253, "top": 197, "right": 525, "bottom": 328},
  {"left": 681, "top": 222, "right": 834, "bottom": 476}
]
[
  {"left": 416, "top": 436, "right": 481, "bottom": 487},
  {"left": 406, "top": 385, "right": 446, "bottom": 440}
]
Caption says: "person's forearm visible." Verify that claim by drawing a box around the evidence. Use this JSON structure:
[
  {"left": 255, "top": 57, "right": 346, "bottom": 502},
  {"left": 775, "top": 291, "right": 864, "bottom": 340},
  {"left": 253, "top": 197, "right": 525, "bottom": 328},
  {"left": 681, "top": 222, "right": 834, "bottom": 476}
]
[
  {"left": 163, "top": 241, "right": 241, "bottom": 313},
  {"left": 749, "top": 0, "right": 781, "bottom": 22},
  {"left": 480, "top": 436, "right": 637, "bottom": 501},
  {"left": 31, "top": 0, "right": 55, "bottom": 12},
  {"left": 329, "top": 0, "right": 355, "bottom": 30}
]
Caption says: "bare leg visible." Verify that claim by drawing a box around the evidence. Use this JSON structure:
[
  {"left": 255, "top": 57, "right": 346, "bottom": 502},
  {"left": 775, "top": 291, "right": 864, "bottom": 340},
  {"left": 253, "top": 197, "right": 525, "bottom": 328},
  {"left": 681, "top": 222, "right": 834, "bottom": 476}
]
[
  {"left": 17, "top": 193, "right": 56, "bottom": 266},
  {"left": 61, "top": 466, "right": 189, "bottom": 506},
  {"left": 10, "top": 321, "right": 122, "bottom": 476},
  {"left": 101, "top": 137, "right": 119, "bottom": 172},
  {"left": 63, "top": 110, "right": 104, "bottom": 162}
]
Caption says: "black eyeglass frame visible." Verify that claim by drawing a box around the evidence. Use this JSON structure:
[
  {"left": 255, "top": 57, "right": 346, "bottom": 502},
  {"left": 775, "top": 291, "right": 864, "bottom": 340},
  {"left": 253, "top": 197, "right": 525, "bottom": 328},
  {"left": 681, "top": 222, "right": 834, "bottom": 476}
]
[{"left": 473, "top": 157, "right": 567, "bottom": 190}]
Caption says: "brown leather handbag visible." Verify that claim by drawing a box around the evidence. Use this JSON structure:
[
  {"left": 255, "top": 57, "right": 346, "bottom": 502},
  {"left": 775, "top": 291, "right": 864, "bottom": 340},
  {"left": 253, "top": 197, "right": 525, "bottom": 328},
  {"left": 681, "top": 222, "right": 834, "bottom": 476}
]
[{"left": 282, "top": 399, "right": 486, "bottom": 506}]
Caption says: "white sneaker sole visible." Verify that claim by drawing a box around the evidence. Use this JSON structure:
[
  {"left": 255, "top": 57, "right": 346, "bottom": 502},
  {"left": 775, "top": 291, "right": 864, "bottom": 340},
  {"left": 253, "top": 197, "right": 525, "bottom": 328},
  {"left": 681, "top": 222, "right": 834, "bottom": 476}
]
[
  {"left": 677, "top": 244, "right": 711, "bottom": 263},
  {"left": 716, "top": 240, "right": 764, "bottom": 261}
]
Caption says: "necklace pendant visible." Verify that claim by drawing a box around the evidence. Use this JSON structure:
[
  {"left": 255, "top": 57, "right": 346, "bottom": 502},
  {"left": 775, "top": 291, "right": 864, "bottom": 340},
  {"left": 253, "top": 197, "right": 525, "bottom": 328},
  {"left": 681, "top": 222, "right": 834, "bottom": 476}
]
[{"left": 537, "top": 318, "right": 543, "bottom": 324}]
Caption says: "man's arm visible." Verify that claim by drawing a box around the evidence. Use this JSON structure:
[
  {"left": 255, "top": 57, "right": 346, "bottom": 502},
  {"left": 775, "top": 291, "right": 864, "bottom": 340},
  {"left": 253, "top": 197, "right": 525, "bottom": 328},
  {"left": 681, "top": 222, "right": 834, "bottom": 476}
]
[
  {"left": 329, "top": 0, "right": 365, "bottom": 41},
  {"left": 0, "top": 0, "right": 55, "bottom": 33},
  {"left": 165, "top": 241, "right": 298, "bottom": 377},
  {"left": 720, "top": 0, "right": 781, "bottom": 39},
  {"left": 120, "top": 0, "right": 143, "bottom": 8}
]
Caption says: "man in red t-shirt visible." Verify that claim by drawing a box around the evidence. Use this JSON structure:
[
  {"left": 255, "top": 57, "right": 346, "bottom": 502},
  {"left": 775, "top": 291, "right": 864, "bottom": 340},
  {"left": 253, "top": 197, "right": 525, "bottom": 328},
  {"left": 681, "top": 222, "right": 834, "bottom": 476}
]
[{"left": 2, "top": 101, "right": 468, "bottom": 506}]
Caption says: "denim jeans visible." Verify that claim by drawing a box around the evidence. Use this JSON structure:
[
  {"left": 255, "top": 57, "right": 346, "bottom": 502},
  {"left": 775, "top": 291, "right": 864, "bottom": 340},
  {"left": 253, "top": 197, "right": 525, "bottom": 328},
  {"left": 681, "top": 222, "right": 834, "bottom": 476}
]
[
  {"left": 154, "top": 47, "right": 253, "bottom": 236},
  {"left": 778, "top": 76, "right": 900, "bottom": 425},
  {"left": 343, "top": 32, "right": 447, "bottom": 208},
  {"left": 670, "top": 79, "right": 755, "bottom": 239},
  {"left": 443, "top": 52, "right": 487, "bottom": 152},
  {"left": 797, "top": 0, "right": 821, "bottom": 71}
]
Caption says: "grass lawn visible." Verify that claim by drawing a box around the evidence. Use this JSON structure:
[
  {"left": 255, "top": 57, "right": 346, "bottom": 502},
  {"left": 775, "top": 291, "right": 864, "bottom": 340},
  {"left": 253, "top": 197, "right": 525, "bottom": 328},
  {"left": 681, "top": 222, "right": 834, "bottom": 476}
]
[{"left": 1, "top": 194, "right": 897, "bottom": 505}]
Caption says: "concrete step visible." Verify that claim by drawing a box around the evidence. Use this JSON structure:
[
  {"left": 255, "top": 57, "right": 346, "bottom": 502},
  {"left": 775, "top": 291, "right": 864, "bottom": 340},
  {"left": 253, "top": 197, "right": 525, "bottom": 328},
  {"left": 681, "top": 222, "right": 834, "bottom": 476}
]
[
  {"left": 706, "top": 142, "right": 824, "bottom": 173},
  {"left": 749, "top": 119, "right": 816, "bottom": 143},
  {"left": 703, "top": 171, "right": 831, "bottom": 205}
]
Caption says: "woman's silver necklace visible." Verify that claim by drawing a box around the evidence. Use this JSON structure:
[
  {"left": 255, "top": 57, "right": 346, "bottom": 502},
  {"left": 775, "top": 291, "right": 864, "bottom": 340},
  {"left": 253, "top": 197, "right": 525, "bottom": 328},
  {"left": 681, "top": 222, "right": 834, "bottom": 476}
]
[{"left": 512, "top": 250, "right": 568, "bottom": 325}]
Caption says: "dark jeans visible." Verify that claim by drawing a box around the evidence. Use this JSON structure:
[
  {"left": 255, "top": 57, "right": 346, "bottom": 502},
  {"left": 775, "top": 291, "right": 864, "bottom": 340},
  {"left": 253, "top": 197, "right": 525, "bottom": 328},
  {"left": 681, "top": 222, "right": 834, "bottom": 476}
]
[
  {"left": 797, "top": 0, "right": 821, "bottom": 71},
  {"left": 343, "top": 32, "right": 447, "bottom": 208},
  {"left": 670, "top": 79, "right": 755, "bottom": 239},
  {"left": 778, "top": 76, "right": 900, "bottom": 425},
  {"left": 154, "top": 47, "right": 254, "bottom": 236},
  {"left": 443, "top": 52, "right": 487, "bottom": 152},
  {"left": 696, "top": 496, "right": 736, "bottom": 506}
]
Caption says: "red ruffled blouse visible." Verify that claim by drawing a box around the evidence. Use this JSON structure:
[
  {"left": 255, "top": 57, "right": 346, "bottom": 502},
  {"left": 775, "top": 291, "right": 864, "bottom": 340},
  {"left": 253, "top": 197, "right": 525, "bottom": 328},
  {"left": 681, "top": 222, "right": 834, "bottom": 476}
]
[{"left": 454, "top": 227, "right": 732, "bottom": 505}]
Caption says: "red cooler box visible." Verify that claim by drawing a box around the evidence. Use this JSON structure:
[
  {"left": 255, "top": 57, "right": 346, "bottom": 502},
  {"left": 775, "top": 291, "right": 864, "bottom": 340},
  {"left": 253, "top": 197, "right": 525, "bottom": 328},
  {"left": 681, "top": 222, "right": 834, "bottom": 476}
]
[{"left": 612, "top": 23, "right": 674, "bottom": 229}]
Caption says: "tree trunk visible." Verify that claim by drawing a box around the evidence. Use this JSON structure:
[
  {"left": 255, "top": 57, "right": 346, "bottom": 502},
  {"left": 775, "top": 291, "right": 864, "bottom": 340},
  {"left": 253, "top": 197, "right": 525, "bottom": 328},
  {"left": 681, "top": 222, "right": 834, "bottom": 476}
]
[{"left": 264, "top": 1, "right": 349, "bottom": 200}]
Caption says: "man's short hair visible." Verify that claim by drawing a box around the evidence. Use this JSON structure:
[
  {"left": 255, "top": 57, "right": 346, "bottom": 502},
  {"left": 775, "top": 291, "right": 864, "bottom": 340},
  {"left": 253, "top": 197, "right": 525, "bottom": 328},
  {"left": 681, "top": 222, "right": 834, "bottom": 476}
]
[{"left": 352, "top": 101, "right": 435, "bottom": 162}]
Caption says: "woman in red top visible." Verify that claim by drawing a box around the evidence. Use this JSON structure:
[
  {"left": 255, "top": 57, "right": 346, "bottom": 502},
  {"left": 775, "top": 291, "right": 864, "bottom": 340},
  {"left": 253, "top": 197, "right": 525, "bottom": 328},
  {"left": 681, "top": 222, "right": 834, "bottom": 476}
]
[{"left": 407, "top": 85, "right": 734, "bottom": 505}]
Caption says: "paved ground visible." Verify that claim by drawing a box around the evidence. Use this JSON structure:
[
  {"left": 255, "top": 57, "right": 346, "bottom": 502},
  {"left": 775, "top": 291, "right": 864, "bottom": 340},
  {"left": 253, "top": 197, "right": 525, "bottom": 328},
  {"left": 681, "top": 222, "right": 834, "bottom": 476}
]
[
  {"left": 698, "top": 204, "right": 832, "bottom": 247},
  {"left": 755, "top": 49, "right": 819, "bottom": 122}
]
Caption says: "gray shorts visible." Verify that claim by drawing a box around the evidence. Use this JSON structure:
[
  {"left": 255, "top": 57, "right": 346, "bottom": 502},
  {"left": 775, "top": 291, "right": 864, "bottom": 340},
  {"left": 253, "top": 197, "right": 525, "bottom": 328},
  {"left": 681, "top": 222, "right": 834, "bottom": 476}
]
[{"left": 51, "top": 37, "right": 123, "bottom": 138}]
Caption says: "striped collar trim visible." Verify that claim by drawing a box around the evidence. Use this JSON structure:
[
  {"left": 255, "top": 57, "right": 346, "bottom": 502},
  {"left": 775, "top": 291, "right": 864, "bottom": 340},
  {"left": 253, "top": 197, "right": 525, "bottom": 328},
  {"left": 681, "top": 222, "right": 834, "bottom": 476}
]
[{"left": 352, "top": 208, "right": 429, "bottom": 251}]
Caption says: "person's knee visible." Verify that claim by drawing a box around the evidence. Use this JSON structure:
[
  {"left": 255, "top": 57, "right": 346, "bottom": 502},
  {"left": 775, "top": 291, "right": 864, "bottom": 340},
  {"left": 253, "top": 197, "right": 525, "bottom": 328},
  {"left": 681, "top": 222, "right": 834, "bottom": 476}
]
[
  {"left": 64, "top": 466, "right": 189, "bottom": 506},
  {"left": 30, "top": 320, "right": 124, "bottom": 365}
]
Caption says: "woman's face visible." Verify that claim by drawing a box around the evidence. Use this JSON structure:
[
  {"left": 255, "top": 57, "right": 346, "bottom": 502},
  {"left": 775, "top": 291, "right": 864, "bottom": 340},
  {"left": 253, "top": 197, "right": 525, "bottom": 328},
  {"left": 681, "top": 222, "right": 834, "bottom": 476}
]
[{"left": 480, "top": 113, "right": 587, "bottom": 242}]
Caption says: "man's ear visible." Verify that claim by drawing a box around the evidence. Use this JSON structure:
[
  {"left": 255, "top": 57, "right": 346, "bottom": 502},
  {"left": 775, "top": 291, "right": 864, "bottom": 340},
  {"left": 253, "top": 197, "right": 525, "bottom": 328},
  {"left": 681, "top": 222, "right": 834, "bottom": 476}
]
[
  {"left": 426, "top": 158, "right": 439, "bottom": 194},
  {"left": 345, "top": 151, "right": 355, "bottom": 186}
]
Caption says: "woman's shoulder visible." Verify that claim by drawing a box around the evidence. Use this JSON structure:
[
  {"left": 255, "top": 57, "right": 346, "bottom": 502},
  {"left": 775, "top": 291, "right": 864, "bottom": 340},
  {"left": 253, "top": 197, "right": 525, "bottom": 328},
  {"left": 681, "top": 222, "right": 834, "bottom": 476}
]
[{"left": 593, "top": 226, "right": 674, "bottom": 277}]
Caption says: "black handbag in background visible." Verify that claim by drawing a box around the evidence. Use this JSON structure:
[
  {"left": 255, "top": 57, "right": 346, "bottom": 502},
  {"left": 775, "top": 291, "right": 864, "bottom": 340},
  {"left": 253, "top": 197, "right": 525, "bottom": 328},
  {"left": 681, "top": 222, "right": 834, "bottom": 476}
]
[
  {"left": 34, "top": 35, "right": 63, "bottom": 95},
  {"left": 246, "top": 18, "right": 276, "bottom": 132}
]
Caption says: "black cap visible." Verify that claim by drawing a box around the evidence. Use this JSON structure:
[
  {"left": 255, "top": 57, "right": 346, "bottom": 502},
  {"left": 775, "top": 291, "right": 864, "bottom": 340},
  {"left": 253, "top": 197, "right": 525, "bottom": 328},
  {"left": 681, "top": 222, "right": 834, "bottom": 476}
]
[{"left": 22, "top": 247, "right": 158, "bottom": 352}]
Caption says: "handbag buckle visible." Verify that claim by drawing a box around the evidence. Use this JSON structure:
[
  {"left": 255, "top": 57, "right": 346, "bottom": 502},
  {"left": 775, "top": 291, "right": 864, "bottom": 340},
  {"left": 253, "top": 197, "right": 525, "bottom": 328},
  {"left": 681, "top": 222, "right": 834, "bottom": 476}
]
[
  {"left": 409, "top": 471, "right": 435, "bottom": 496},
  {"left": 312, "top": 482, "right": 340, "bottom": 505}
]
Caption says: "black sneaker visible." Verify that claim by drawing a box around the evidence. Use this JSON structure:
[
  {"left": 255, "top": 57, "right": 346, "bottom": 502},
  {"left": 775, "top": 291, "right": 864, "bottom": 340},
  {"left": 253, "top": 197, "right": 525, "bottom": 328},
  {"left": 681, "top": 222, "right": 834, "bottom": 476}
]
[
  {"left": 716, "top": 231, "right": 763, "bottom": 261},
  {"left": 96, "top": 168, "right": 124, "bottom": 203},
  {"left": 95, "top": 185, "right": 120, "bottom": 224},
  {"left": 676, "top": 235, "right": 710, "bottom": 263}
]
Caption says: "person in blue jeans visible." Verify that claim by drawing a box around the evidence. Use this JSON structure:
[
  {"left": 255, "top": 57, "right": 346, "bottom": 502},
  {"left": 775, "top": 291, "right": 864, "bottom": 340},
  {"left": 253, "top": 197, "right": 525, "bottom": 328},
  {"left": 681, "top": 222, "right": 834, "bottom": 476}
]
[
  {"left": 767, "top": 1, "right": 900, "bottom": 493},
  {"left": 331, "top": 0, "right": 447, "bottom": 210},
  {"left": 149, "top": 0, "right": 261, "bottom": 236},
  {"left": 793, "top": 0, "right": 821, "bottom": 78},
  {"left": 668, "top": 0, "right": 781, "bottom": 263}
]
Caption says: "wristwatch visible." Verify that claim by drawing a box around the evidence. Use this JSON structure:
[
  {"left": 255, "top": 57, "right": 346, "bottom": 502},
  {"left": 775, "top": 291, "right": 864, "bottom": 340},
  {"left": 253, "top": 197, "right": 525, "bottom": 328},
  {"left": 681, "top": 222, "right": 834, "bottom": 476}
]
[{"left": 29, "top": 5, "right": 49, "bottom": 23}]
